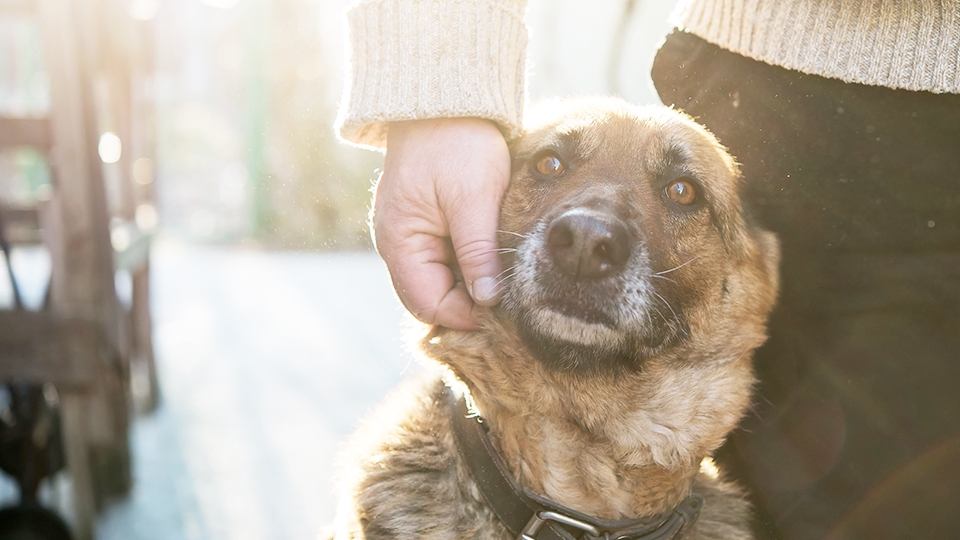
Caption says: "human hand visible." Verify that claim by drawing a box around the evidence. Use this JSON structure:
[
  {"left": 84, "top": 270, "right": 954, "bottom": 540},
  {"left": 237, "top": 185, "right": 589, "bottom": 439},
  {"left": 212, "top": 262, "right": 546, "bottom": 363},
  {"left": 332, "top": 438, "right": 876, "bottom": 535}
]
[{"left": 373, "top": 118, "right": 511, "bottom": 330}]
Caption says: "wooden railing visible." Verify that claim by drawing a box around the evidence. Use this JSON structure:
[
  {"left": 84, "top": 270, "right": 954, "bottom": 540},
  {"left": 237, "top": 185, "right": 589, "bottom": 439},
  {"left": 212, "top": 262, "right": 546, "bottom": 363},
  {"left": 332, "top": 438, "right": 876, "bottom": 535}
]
[{"left": 0, "top": 1, "right": 158, "bottom": 538}]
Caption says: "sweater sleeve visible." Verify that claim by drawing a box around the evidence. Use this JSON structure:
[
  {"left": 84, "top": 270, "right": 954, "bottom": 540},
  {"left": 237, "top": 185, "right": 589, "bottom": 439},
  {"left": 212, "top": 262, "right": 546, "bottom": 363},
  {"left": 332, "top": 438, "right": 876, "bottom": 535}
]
[
  {"left": 674, "top": 0, "right": 960, "bottom": 95},
  {"left": 336, "top": 0, "right": 529, "bottom": 149}
]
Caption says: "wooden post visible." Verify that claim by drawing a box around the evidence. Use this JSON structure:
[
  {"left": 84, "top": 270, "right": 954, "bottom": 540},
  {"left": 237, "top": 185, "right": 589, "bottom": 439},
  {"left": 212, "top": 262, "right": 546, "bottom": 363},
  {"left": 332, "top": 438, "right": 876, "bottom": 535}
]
[
  {"left": 0, "top": 0, "right": 153, "bottom": 536},
  {"left": 57, "top": 395, "right": 96, "bottom": 540},
  {"left": 35, "top": 0, "right": 131, "bottom": 536}
]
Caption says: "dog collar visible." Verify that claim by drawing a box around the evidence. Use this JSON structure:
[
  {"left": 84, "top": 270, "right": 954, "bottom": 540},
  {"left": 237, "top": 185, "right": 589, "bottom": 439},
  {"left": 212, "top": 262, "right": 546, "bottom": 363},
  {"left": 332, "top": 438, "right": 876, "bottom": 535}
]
[{"left": 449, "top": 387, "right": 704, "bottom": 540}]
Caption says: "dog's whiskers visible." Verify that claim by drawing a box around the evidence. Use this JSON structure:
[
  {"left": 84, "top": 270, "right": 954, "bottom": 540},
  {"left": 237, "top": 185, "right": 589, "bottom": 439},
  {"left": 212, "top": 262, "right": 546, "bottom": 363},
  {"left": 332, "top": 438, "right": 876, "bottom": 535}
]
[
  {"left": 653, "top": 291, "right": 688, "bottom": 336},
  {"left": 651, "top": 305, "right": 669, "bottom": 327},
  {"left": 494, "top": 272, "right": 517, "bottom": 287},
  {"left": 497, "top": 229, "right": 529, "bottom": 239},
  {"left": 644, "top": 309, "right": 655, "bottom": 331},
  {"left": 494, "top": 264, "right": 517, "bottom": 278},
  {"left": 493, "top": 264, "right": 518, "bottom": 282},
  {"left": 655, "top": 256, "right": 701, "bottom": 276},
  {"left": 473, "top": 247, "right": 519, "bottom": 257}
]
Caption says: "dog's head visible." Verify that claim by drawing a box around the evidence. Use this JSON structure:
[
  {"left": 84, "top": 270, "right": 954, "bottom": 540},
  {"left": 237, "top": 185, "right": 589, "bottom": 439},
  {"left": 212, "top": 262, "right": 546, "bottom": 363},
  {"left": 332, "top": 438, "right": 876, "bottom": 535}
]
[
  {"left": 419, "top": 98, "right": 780, "bottom": 477},
  {"left": 495, "top": 97, "right": 779, "bottom": 374}
]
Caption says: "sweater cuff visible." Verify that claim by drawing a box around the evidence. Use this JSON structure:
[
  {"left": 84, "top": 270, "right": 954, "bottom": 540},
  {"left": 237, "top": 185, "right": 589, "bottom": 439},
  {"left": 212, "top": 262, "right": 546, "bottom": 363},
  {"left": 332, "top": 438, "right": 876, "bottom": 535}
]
[{"left": 337, "top": 0, "right": 528, "bottom": 149}]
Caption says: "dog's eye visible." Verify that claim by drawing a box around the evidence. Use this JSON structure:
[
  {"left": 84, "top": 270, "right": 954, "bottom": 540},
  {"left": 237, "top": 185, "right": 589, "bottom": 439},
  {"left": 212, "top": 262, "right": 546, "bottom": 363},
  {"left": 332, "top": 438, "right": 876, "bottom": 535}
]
[
  {"left": 665, "top": 178, "right": 699, "bottom": 205},
  {"left": 535, "top": 154, "right": 565, "bottom": 176}
]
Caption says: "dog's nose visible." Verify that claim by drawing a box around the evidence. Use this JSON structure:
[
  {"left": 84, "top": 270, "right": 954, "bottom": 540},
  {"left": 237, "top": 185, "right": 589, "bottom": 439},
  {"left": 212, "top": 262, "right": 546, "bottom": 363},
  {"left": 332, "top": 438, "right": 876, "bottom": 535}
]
[{"left": 546, "top": 210, "right": 631, "bottom": 279}]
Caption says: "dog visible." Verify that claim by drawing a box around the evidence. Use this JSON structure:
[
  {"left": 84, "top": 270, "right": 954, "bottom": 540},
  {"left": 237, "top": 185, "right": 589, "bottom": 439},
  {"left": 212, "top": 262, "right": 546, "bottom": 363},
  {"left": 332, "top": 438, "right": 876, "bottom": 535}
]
[{"left": 327, "top": 98, "right": 780, "bottom": 540}]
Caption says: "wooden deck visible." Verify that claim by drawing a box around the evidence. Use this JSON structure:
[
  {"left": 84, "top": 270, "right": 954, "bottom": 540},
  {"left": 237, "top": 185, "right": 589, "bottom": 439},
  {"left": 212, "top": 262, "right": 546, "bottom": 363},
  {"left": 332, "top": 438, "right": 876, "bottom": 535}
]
[{"left": 79, "top": 241, "right": 416, "bottom": 539}]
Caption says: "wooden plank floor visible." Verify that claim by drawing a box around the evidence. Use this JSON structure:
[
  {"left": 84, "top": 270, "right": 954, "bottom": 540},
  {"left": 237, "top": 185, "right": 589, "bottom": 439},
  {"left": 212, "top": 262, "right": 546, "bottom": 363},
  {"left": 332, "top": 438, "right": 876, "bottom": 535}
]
[{"left": 93, "top": 239, "right": 417, "bottom": 540}]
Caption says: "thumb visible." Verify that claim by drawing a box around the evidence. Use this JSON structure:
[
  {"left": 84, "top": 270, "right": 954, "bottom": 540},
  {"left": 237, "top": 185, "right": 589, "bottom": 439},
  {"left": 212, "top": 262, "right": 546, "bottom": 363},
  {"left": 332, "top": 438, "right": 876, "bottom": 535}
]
[
  {"left": 447, "top": 191, "right": 506, "bottom": 307},
  {"left": 432, "top": 117, "right": 511, "bottom": 308},
  {"left": 450, "top": 209, "right": 501, "bottom": 306}
]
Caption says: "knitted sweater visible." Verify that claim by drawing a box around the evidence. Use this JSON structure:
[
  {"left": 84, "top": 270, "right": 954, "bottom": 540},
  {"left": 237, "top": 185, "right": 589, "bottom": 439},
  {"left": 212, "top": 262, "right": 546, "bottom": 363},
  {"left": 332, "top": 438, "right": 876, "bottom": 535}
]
[{"left": 337, "top": 0, "right": 960, "bottom": 148}]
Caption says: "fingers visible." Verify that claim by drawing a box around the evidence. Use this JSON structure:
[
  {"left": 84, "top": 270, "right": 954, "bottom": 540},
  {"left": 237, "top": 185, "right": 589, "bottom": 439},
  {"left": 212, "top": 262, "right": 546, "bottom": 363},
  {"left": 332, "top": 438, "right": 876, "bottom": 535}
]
[
  {"left": 375, "top": 221, "right": 480, "bottom": 330},
  {"left": 432, "top": 119, "right": 510, "bottom": 307},
  {"left": 374, "top": 118, "right": 511, "bottom": 329},
  {"left": 446, "top": 196, "right": 505, "bottom": 306}
]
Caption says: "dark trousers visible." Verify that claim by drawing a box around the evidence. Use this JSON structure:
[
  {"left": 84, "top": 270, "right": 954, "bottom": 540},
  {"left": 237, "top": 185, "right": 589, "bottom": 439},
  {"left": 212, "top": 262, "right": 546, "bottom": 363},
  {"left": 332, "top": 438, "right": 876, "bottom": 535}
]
[{"left": 653, "top": 31, "right": 960, "bottom": 540}]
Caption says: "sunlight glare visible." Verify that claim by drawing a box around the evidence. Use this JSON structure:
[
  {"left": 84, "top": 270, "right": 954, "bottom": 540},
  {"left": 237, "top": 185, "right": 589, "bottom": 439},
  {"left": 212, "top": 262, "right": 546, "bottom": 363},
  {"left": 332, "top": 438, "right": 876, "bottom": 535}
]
[{"left": 99, "top": 132, "right": 122, "bottom": 164}]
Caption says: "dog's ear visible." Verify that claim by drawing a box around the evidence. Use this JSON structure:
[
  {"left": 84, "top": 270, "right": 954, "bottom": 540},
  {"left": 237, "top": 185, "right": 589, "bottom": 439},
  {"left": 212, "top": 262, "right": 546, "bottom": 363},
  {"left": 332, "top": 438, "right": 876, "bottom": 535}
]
[
  {"left": 755, "top": 229, "right": 780, "bottom": 296},
  {"left": 745, "top": 228, "right": 780, "bottom": 318}
]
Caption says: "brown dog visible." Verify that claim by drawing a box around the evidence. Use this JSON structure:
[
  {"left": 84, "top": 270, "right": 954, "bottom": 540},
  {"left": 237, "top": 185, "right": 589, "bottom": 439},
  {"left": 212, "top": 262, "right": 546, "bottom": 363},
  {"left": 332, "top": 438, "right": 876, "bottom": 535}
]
[{"left": 328, "top": 98, "right": 779, "bottom": 540}]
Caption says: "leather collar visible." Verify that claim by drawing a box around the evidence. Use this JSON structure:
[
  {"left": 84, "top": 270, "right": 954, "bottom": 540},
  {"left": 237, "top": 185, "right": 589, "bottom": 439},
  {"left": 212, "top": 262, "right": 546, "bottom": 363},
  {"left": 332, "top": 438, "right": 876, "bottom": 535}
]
[{"left": 448, "top": 387, "right": 703, "bottom": 540}]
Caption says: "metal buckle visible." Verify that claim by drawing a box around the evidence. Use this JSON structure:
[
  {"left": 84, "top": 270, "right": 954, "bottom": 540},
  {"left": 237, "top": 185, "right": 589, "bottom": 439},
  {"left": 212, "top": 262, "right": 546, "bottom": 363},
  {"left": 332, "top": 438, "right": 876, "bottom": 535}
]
[{"left": 519, "top": 511, "right": 602, "bottom": 540}]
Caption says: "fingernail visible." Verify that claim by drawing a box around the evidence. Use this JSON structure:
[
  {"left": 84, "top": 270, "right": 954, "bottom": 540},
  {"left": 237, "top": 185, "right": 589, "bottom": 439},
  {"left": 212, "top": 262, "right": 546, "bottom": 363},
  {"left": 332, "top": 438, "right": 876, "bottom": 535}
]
[{"left": 470, "top": 277, "right": 501, "bottom": 304}]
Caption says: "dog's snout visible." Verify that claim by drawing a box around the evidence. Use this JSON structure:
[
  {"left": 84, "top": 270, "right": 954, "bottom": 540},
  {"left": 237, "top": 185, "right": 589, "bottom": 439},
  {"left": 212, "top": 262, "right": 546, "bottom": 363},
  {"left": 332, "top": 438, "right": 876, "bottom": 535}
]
[{"left": 546, "top": 211, "right": 631, "bottom": 280}]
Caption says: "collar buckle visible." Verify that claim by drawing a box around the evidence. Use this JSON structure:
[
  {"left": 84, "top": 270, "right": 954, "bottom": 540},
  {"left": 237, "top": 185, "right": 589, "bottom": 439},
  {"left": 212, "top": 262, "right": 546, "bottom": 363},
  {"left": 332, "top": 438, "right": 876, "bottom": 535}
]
[{"left": 520, "top": 510, "right": 602, "bottom": 540}]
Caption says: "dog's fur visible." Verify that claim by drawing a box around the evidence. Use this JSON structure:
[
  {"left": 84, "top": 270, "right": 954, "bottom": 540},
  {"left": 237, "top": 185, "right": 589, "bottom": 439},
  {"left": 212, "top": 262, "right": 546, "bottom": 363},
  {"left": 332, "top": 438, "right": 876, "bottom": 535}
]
[{"left": 328, "top": 98, "right": 780, "bottom": 540}]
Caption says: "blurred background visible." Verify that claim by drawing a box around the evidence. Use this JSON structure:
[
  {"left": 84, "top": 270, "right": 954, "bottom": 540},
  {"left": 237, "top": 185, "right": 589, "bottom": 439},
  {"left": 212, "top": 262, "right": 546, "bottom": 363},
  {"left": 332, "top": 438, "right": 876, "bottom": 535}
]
[{"left": 0, "top": 0, "right": 678, "bottom": 538}]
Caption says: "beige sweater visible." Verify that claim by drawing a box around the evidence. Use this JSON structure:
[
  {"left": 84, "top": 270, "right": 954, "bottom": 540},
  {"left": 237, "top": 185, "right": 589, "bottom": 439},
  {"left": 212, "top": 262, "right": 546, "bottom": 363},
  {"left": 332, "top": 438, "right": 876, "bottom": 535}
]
[{"left": 338, "top": 0, "right": 960, "bottom": 148}]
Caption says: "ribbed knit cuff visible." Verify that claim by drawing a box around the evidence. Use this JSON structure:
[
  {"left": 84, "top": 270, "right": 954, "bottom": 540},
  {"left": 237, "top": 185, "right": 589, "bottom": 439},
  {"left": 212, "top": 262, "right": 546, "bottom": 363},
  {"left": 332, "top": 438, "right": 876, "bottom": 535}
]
[
  {"left": 337, "top": 0, "right": 528, "bottom": 149},
  {"left": 674, "top": 0, "right": 960, "bottom": 94}
]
